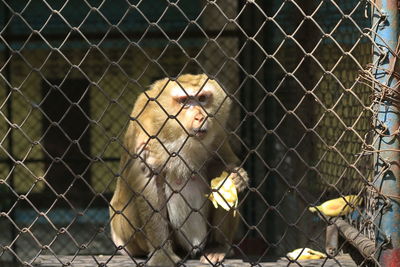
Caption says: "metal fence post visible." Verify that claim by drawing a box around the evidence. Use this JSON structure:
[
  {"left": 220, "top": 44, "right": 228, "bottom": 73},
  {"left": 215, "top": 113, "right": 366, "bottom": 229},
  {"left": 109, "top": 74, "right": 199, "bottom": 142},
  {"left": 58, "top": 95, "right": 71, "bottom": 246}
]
[{"left": 372, "top": 0, "right": 400, "bottom": 265}]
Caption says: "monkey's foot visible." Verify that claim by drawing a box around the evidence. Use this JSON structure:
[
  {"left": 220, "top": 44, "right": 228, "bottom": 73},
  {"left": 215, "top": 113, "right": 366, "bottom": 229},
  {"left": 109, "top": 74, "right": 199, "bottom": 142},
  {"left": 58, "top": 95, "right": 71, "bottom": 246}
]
[
  {"left": 147, "top": 250, "right": 181, "bottom": 267},
  {"left": 200, "top": 252, "right": 225, "bottom": 264},
  {"left": 200, "top": 245, "right": 232, "bottom": 265}
]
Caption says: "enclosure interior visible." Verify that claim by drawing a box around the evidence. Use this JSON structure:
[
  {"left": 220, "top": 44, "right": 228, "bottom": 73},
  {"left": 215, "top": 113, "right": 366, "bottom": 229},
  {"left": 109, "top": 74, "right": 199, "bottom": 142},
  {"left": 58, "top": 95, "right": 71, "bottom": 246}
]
[{"left": 0, "top": 0, "right": 373, "bottom": 263}]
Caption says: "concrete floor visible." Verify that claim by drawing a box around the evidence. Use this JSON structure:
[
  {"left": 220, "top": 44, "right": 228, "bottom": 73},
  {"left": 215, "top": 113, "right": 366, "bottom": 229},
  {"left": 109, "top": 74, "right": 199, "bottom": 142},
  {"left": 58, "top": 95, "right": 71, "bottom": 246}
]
[{"left": 32, "top": 254, "right": 358, "bottom": 267}]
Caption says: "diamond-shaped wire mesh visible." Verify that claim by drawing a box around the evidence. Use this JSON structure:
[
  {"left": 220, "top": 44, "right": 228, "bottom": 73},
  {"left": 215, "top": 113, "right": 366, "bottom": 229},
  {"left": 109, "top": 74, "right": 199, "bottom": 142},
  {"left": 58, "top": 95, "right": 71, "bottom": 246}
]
[{"left": 0, "top": 0, "right": 398, "bottom": 266}]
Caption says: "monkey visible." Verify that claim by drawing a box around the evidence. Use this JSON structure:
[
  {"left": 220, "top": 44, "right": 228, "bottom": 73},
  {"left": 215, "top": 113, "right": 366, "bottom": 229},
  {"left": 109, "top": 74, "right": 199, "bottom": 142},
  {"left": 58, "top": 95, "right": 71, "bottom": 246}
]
[{"left": 109, "top": 74, "right": 249, "bottom": 266}]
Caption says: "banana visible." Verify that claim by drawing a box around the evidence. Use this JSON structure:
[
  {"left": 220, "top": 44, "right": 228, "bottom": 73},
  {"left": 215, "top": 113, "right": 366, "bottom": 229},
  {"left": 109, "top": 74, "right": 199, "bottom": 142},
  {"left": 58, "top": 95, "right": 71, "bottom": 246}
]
[
  {"left": 309, "top": 195, "right": 362, "bottom": 217},
  {"left": 208, "top": 171, "right": 238, "bottom": 216},
  {"left": 287, "top": 248, "right": 326, "bottom": 260}
]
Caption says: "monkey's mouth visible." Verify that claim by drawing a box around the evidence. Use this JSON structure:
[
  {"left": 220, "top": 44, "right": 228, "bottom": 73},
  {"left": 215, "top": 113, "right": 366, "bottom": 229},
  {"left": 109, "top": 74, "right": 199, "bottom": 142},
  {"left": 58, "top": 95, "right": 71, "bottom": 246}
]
[{"left": 193, "top": 128, "right": 208, "bottom": 138}]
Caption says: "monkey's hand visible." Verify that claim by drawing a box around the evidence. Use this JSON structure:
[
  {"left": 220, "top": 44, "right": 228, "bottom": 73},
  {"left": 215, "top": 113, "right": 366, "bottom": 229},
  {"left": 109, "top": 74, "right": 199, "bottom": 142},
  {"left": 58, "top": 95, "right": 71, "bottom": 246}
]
[
  {"left": 147, "top": 249, "right": 181, "bottom": 267},
  {"left": 136, "top": 142, "right": 162, "bottom": 177},
  {"left": 228, "top": 166, "right": 249, "bottom": 193}
]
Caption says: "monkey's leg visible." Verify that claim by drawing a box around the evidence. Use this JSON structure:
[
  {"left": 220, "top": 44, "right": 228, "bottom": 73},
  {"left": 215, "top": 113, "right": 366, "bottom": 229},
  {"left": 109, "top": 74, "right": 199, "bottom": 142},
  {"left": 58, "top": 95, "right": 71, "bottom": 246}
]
[
  {"left": 110, "top": 162, "right": 150, "bottom": 256},
  {"left": 200, "top": 207, "right": 239, "bottom": 264},
  {"left": 139, "top": 175, "right": 181, "bottom": 267},
  {"left": 110, "top": 176, "right": 180, "bottom": 267},
  {"left": 110, "top": 198, "right": 148, "bottom": 256}
]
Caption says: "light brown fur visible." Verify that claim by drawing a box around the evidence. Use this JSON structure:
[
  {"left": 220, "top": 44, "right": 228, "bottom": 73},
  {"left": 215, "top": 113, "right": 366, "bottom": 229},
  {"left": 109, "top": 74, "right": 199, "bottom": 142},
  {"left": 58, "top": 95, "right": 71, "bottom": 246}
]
[{"left": 109, "top": 74, "right": 249, "bottom": 266}]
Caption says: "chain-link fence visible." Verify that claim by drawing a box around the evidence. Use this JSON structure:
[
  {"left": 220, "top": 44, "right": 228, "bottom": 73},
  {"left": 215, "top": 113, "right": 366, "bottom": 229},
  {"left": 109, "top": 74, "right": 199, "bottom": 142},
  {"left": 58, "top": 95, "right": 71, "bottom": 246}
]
[{"left": 1, "top": 0, "right": 399, "bottom": 266}]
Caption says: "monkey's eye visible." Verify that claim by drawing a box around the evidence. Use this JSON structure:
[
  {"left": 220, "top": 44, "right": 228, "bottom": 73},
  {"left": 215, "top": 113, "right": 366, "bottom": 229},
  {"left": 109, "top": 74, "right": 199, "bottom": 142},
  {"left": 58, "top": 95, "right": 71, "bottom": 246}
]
[
  {"left": 176, "top": 96, "right": 189, "bottom": 108},
  {"left": 198, "top": 94, "right": 208, "bottom": 104}
]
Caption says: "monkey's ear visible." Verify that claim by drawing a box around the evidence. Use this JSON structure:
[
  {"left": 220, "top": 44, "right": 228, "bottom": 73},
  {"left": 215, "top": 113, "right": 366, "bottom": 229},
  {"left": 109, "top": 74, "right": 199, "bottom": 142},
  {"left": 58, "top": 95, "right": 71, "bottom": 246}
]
[
  {"left": 135, "top": 140, "right": 146, "bottom": 155},
  {"left": 122, "top": 124, "right": 137, "bottom": 154},
  {"left": 133, "top": 128, "right": 151, "bottom": 157}
]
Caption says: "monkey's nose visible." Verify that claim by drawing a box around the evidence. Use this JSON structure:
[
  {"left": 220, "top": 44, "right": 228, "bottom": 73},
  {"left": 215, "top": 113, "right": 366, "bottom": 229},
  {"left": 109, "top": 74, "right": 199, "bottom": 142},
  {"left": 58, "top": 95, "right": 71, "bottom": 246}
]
[{"left": 194, "top": 114, "right": 204, "bottom": 122}]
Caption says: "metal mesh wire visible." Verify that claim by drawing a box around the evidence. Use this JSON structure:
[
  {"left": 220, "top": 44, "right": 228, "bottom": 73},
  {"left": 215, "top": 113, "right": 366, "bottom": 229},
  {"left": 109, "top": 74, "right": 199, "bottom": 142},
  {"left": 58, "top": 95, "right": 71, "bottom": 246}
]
[{"left": 0, "top": 0, "right": 397, "bottom": 266}]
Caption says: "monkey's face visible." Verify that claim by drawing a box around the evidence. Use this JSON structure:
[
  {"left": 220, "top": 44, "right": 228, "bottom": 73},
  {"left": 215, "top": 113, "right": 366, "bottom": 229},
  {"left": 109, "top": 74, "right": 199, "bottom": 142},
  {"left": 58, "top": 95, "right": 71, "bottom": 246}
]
[
  {"left": 171, "top": 86, "right": 213, "bottom": 139},
  {"left": 152, "top": 75, "right": 230, "bottom": 144}
]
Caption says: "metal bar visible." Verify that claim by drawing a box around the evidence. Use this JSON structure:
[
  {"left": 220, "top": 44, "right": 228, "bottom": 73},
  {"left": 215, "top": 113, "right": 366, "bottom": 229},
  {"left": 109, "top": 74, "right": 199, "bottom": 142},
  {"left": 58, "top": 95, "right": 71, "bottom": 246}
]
[
  {"left": 260, "top": 0, "right": 278, "bottom": 253},
  {"left": 0, "top": 30, "right": 240, "bottom": 43},
  {"left": 326, "top": 224, "right": 339, "bottom": 257},
  {"left": 333, "top": 218, "right": 375, "bottom": 259},
  {"left": 238, "top": 0, "right": 257, "bottom": 234},
  {"left": 372, "top": 0, "right": 400, "bottom": 265},
  {"left": 0, "top": 157, "right": 120, "bottom": 164},
  {"left": 2, "top": 2, "right": 17, "bottom": 262}
]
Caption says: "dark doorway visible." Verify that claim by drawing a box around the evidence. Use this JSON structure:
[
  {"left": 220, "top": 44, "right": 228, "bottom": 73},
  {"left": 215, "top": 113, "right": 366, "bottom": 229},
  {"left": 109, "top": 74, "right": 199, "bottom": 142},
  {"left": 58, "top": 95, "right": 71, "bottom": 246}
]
[{"left": 41, "top": 79, "right": 91, "bottom": 208}]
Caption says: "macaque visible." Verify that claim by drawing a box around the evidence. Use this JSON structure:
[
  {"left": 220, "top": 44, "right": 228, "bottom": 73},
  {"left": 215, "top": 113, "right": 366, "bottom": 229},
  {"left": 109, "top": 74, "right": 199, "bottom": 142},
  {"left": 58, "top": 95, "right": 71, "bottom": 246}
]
[{"left": 109, "top": 74, "right": 249, "bottom": 266}]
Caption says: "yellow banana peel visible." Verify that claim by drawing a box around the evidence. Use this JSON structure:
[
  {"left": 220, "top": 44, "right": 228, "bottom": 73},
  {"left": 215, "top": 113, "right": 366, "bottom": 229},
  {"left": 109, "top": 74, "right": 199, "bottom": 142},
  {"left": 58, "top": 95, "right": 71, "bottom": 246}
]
[
  {"left": 309, "top": 195, "right": 362, "bottom": 217},
  {"left": 287, "top": 248, "right": 326, "bottom": 260},
  {"left": 208, "top": 171, "right": 238, "bottom": 216}
]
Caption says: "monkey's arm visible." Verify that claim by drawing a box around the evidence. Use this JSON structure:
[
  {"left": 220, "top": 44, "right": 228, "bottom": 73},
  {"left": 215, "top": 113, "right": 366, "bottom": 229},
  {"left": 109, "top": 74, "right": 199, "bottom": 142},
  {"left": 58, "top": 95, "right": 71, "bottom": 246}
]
[
  {"left": 111, "top": 158, "right": 180, "bottom": 266},
  {"left": 216, "top": 139, "right": 249, "bottom": 192},
  {"left": 201, "top": 140, "right": 244, "bottom": 264},
  {"left": 110, "top": 125, "right": 180, "bottom": 266},
  {"left": 129, "top": 93, "right": 167, "bottom": 174}
]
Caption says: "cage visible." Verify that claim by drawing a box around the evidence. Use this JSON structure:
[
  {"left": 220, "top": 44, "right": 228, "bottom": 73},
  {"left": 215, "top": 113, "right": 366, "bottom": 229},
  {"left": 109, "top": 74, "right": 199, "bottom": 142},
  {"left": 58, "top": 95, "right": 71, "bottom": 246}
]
[{"left": 1, "top": 0, "right": 399, "bottom": 266}]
